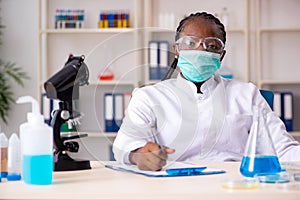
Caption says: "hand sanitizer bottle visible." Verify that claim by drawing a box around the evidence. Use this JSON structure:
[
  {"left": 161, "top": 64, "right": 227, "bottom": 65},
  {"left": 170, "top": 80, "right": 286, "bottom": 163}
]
[
  {"left": 7, "top": 133, "right": 22, "bottom": 181},
  {"left": 17, "top": 96, "right": 53, "bottom": 185}
]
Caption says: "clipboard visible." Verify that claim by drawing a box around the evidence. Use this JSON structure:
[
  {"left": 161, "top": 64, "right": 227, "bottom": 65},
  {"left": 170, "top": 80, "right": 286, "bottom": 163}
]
[{"left": 105, "top": 161, "right": 226, "bottom": 177}]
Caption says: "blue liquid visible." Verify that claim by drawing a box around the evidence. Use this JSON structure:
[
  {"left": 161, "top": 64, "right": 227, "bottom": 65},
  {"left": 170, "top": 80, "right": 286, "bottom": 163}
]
[
  {"left": 23, "top": 154, "right": 53, "bottom": 185},
  {"left": 240, "top": 155, "right": 281, "bottom": 177}
]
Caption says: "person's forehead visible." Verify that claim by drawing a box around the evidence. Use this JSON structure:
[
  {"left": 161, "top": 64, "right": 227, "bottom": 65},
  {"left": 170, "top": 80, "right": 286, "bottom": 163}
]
[{"left": 181, "top": 19, "right": 221, "bottom": 38}]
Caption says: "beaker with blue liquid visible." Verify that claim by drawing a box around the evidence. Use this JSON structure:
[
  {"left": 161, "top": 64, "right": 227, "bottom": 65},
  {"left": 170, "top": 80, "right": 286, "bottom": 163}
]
[{"left": 240, "top": 106, "right": 282, "bottom": 177}]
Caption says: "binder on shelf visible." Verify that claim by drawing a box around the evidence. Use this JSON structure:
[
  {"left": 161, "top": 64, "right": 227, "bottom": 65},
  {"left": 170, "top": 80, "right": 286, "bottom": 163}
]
[
  {"left": 159, "top": 41, "right": 169, "bottom": 79},
  {"left": 273, "top": 92, "right": 282, "bottom": 118},
  {"left": 104, "top": 93, "right": 114, "bottom": 132},
  {"left": 273, "top": 91, "right": 294, "bottom": 132},
  {"left": 41, "top": 93, "right": 53, "bottom": 125},
  {"left": 149, "top": 41, "right": 159, "bottom": 80},
  {"left": 113, "top": 93, "right": 124, "bottom": 132},
  {"left": 123, "top": 92, "right": 132, "bottom": 115},
  {"left": 282, "top": 92, "right": 293, "bottom": 132}
]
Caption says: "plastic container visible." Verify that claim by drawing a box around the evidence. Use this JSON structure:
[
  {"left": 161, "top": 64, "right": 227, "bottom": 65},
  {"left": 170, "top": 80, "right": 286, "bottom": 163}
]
[
  {"left": 98, "top": 68, "right": 114, "bottom": 80},
  {"left": 222, "top": 178, "right": 259, "bottom": 190},
  {"left": 0, "top": 132, "right": 8, "bottom": 178},
  {"left": 218, "top": 64, "right": 234, "bottom": 79},
  {"left": 17, "top": 96, "right": 53, "bottom": 185},
  {"left": 220, "top": 7, "right": 229, "bottom": 28},
  {"left": 255, "top": 172, "right": 291, "bottom": 184},
  {"left": 7, "top": 133, "right": 22, "bottom": 181}
]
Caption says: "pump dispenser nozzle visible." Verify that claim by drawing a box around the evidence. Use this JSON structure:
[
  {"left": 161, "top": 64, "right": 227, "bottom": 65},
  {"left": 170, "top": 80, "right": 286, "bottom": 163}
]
[{"left": 16, "top": 96, "right": 44, "bottom": 124}]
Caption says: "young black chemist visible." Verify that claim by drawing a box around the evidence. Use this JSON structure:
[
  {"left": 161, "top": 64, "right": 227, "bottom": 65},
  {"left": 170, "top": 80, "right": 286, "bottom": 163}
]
[{"left": 113, "top": 12, "right": 300, "bottom": 171}]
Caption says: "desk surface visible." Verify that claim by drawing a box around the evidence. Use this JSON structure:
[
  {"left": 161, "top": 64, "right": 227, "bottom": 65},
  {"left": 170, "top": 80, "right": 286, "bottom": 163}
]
[{"left": 1, "top": 162, "right": 300, "bottom": 200}]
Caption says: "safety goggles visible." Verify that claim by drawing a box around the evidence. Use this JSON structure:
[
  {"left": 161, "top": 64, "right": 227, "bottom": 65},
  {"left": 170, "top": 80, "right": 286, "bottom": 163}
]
[{"left": 176, "top": 36, "right": 225, "bottom": 53}]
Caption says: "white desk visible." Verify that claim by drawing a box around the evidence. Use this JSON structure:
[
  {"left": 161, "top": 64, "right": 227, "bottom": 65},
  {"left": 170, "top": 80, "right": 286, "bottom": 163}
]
[{"left": 1, "top": 162, "right": 300, "bottom": 200}]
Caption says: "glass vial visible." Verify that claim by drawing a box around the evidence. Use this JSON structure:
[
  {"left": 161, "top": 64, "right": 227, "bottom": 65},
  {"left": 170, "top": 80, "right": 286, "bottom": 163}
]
[
  {"left": 240, "top": 106, "right": 282, "bottom": 177},
  {"left": 0, "top": 132, "right": 8, "bottom": 178},
  {"left": 7, "top": 133, "right": 22, "bottom": 181},
  {"left": 220, "top": 7, "right": 229, "bottom": 28}
]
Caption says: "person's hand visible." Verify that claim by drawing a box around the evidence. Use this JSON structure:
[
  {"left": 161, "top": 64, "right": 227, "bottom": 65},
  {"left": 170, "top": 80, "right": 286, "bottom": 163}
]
[{"left": 129, "top": 142, "right": 175, "bottom": 171}]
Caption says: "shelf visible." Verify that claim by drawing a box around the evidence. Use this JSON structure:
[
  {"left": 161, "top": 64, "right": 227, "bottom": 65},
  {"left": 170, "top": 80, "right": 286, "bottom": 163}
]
[
  {"left": 62, "top": 131, "right": 117, "bottom": 138},
  {"left": 144, "top": 28, "right": 245, "bottom": 34},
  {"left": 41, "top": 28, "right": 137, "bottom": 34},
  {"left": 260, "top": 80, "right": 300, "bottom": 85},
  {"left": 259, "top": 28, "right": 300, "bottom": 33},
  {"left": 87, "top": 132, "right": 117, "bottom": 138},
  {"left": 89, "top": 80, "right": 136, "bottom": 86},
  {"left": 290, "top": 131, "right": 300, "bottom": 137},
  {"left": 226, "top": 28, "right": 246, "bottom": 33}
]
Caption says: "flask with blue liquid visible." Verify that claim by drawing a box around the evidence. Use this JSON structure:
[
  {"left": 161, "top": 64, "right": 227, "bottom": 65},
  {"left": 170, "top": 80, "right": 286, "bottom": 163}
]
[
  {"left": 240, "top": 106, "right": 282, "bottom": 177},
  {"left": 17, "top": 96, "right": 53, "bottom": 185}
]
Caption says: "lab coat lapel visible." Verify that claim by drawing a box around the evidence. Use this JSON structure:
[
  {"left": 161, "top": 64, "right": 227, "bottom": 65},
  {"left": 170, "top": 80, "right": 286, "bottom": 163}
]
[
  {"left": 200, "top": 76, "right": 226, "bottom": 158},
  {"left": 165, "top": 75, "right": 202, "bottom": 161}
]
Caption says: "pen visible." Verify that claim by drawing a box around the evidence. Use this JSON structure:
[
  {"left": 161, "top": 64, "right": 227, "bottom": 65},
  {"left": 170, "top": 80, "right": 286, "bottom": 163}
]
[{"left": 151, "top": 120, "right": 164, "bottom": 151}]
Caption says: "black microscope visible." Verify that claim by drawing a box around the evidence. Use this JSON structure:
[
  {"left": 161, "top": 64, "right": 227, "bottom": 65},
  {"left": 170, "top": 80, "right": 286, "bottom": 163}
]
[{"left": 44, "top": 54, "right": 91, "bottom": 171}]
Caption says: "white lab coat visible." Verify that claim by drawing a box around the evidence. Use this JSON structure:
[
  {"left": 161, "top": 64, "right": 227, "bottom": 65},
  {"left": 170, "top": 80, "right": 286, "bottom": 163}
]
[{"left": 113, "top": 74, "right": 300, "bottom": 164}]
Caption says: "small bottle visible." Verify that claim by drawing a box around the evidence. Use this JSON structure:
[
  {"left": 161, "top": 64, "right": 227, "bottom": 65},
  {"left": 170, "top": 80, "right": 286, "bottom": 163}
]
[
  {"left": 220, "top": 7, "right": 229, "bottom": 28},
  {"left": 98, "top": 68, "right": 114, "bottom": 81},
  {"left": 0, "top": 132, "right": 8, "bottom": 178},
  {"left": 17, "top": 96, "right": 53, "bottom": 185},
  {"left": 218, "top": 63, "right": 234, "bottom": 79},
  {"left": 240, "top": 106, "right": 281, "bottom": 177},
  {"left": 7, "top": 133, "right": 21, "bottom": 181}
]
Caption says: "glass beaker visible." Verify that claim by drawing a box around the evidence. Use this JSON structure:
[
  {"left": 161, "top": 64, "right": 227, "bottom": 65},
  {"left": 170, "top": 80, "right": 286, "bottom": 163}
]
[{"left": 240, "top": 106, "right": 282, "bottom": 177}]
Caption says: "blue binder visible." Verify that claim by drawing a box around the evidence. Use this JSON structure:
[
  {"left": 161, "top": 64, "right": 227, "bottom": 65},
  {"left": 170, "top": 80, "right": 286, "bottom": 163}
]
[
  {"left": 282, "top": 92, "right": 293, "bottom": 132},
  {"left": 158, "top": 41, "right": 169, "bottom": 79},
  {"left": 273, "top": 92, "right": 282, "bottom": 118},
  {"left": 273, "top": 91, "right": 294, "bottom": 132},
  {"left": 41, "top": 93, "right": 53, "bottom": 125},
  {"left": 104, "top": 93, "right": 114, "bottom": 132},
  {"left": 113, "top": 93, "right": 124, "bottom": 132},
  {"left": 149, "top": 41, "right": 159, "bottom": 80}
]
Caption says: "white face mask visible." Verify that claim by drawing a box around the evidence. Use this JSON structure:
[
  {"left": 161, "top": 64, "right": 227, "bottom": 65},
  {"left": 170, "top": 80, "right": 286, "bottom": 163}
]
[{"left": 177, "top": 50, "right": 221, "bottom": 82}]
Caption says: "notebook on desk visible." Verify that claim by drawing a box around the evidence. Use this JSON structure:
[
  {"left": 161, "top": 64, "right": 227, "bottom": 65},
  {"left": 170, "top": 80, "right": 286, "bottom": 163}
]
[{"left": 105, "top": 161, "right": 226, "bottom": 177}]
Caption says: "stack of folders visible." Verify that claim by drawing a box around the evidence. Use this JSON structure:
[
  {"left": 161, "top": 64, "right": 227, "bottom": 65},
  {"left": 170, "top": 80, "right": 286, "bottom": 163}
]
[
  {"left": 41, "top": 93, "right": 60, "bottom": 125},
  {"left": 149, "top": 40, "right": 169, "bottom": 80},
  {"left": 104, "top": 92, "right": 132, "bottom": 132},
  {"left": 273, "top": 91, "right": 293, "bottom": 132}
]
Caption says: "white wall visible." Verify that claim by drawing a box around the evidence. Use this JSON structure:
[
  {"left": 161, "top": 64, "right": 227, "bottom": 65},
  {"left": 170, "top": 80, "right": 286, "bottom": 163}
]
[{"left": 0, "top": 0, "right": 39, "bottom": 134}]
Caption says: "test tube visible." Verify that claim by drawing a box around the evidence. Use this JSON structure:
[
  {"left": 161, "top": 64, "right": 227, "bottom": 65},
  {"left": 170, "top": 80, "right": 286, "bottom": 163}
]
[
  {"left": 0, "top": 133, "right": 8, "bottom": 178},
  {"left": 7, "top": 133, "right": 21, "bottom": 181}
]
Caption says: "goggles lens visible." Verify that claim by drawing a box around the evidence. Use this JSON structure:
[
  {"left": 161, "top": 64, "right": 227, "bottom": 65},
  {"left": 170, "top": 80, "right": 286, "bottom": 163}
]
[{"left": 176, "top": 36, "right": 224, "bottom": 53}]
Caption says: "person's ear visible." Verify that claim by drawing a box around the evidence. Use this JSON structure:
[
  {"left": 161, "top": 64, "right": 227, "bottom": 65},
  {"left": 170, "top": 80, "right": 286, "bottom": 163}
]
[
  {"left": 220, "top": 50, "right": 226, "bottom": 62},
  {"left": 173, "top": 44, "right": 179, "bottom": 58}
]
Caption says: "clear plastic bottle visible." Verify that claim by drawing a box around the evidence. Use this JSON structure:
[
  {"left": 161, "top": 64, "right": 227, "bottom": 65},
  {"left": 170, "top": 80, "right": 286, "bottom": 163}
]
[
  {"left": 7, "top": 133, "right": 22, "bottom": 181},
  {"left": 218, "top": 63, "right": 234, "bottom": 79},
  {"left": 0, "top": 132, "right": 8, "bottom": 178},
  {"left": 240, "top": 106, "right": 281, "bottom": 177},
  {"left": 220, "top": 7, "right": 229, "bottom": 28},
  {"left": 17, "top": 96, "right": 53, "bottom": 185}
]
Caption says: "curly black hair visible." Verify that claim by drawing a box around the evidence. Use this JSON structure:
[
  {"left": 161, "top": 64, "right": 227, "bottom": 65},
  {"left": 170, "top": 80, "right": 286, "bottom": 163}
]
[{"left": 175, "top": 12, "right": 226, "bottom": 45}]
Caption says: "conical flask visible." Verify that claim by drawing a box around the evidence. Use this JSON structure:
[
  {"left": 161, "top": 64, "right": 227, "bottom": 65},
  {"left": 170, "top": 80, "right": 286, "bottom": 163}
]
[{"left": 240, "top": 106, "right": 282, "bottom": 177}]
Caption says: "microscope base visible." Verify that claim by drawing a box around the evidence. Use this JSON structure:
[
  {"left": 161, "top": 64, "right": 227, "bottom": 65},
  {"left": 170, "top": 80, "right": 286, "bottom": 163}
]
[{"left": 54, "top": 152, "right": 91, "bottom": 171}]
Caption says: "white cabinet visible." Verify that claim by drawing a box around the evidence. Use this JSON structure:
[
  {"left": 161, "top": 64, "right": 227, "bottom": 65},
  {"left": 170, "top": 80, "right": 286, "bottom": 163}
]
[
  {"left": 142, "top": 0, "right": 250, "bottom": 83},
  {"left": 255, "top": 0, "right": 300, "bottom": 134}
]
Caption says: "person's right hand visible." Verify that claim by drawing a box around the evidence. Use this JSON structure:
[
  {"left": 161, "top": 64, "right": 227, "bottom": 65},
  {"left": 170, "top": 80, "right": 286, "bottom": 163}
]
[{"left": 129, "top": 142, "right": 175, "bottom": 171}]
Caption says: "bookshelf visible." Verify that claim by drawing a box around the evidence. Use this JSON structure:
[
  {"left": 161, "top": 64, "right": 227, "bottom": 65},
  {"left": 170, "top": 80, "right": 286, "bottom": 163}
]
[{"left": 255, "top": 0, "right": 300, "bottom": 134}]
